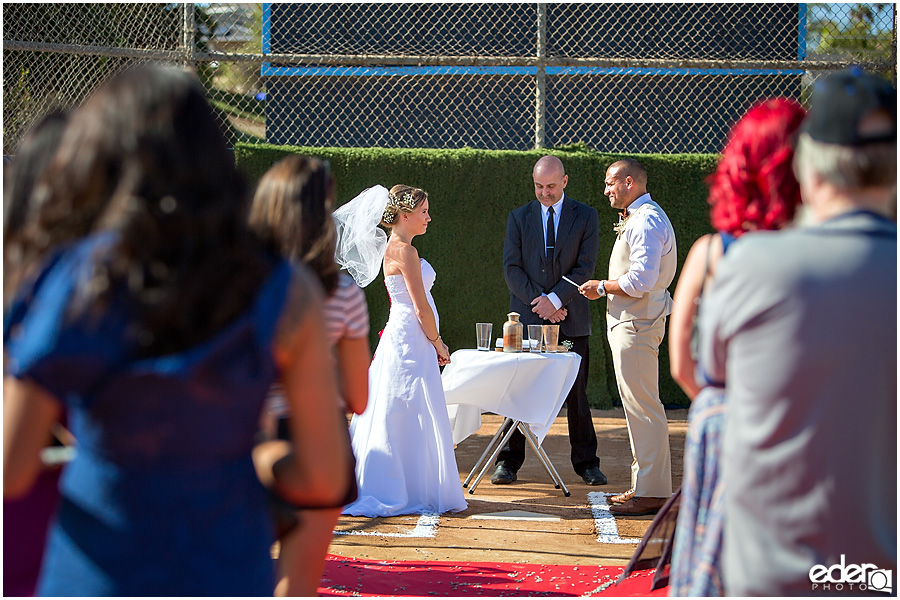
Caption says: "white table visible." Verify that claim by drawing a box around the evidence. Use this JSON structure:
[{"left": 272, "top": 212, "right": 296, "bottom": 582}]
[{"left": 442, "top": 349, "right": 582, "bottom": 496}]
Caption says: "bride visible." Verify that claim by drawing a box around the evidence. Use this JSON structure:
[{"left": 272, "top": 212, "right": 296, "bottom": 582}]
[{"left": 333, "top": 184, "right": 467, "bottom": 517}]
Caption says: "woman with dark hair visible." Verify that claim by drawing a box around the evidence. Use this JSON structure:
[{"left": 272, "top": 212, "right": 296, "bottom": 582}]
[
  {"left": 3, "top": 64, "right": 350, "bottom": 596},
  {"left": 249, "top": 154, "right": 370, "bottom": 596},
  {"left": 2, "top": 109, "right": 70, "bottom": 597},
  {"left": 667, "top": 98, "right": 806, "bottom": 595},
  {"left": 3, "top": 111, "right": 69, "bottom": 244},
  {"left": 331, "top": 183, "right": 467, "bottom": 518},
  {"left": 250, "top": 157, "right": 370, "bottom": 419},
  {"left": 250, "top": 155, "right": 340, "bottom": 294}
]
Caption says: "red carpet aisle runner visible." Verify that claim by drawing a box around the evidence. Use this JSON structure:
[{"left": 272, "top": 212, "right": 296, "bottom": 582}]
[{"left": 319, "top": 555, "right": 668, "bottom": 596}]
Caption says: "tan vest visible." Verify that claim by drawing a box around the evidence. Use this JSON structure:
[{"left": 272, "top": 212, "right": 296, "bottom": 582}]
[{"left": 607, "top": 200, "right": 677, "bottom": 324}]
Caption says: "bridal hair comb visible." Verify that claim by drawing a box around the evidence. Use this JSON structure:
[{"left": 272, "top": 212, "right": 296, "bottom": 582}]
[{"left": 383, "top": 192, "right": 418, "bottom": 223}]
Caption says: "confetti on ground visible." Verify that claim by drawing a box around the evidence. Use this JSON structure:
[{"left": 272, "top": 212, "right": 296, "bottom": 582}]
[
  {"left": 319, "top": 555, "right": 667, "bottom": 596},
  {"left": 334, "top": 513, "right": 440, "bottom": 538}
]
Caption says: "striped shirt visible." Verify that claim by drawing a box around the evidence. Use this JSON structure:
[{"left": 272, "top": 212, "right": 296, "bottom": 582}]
[
  {"left": 267, "top": 272, "right": 370, "bottom": 418},
  {"left": 324, "top": 273, "right": 370, "bottom": 345}
]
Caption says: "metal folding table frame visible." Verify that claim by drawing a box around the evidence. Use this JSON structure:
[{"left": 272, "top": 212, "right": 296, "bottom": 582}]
[
  {"left": 462, "top": 416, "right": 570, "bottom": 496},
  {"left": 442, "top": 349, "right": 581, "bottom": 498}
]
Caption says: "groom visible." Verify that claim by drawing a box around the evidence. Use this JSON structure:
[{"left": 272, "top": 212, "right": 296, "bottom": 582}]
[{"left": 493, "top": 155, "right": 606, "bottom": 486}]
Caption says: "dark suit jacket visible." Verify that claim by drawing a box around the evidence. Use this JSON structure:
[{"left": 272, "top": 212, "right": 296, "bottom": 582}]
[{"left": 503, "top": 195, "right": 599, "bottom": 338}]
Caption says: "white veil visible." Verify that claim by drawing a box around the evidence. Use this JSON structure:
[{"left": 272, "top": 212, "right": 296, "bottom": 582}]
[{"left": 332, "top": 185, "right": 391, "bottom": 288}]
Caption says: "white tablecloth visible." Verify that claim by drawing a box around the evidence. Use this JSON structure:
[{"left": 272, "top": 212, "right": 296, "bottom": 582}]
[{"left": 442, "top": 349, "right": 582, "bottom": 445}]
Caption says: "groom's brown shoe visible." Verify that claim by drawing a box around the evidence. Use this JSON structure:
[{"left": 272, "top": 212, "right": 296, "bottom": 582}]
[
  {"left": 608, "top": 496, "right": 667, "bottom": 516},
  {"left": 608, "top": 489, "right": 635, "bottom": 505}
]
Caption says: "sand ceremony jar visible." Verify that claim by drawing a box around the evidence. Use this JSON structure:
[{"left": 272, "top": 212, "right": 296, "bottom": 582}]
[{"left": 503, "top": 312, "right": 523, "bottom": 353}]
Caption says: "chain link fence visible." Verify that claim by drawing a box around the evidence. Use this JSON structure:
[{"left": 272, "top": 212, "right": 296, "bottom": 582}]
[{"left": 4, "top": 3, "right": 896, "bottom": 155}]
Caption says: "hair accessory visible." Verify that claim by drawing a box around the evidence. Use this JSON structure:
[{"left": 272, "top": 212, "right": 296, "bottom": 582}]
[
  {"left": 381, "top": 192, "right": 418, "bottom": 224},
  {"left": 802, "top": 68, "right": 896, "bottom": 146},
  {"left": 388, "top": 192, "right": 418, "bottom": 211}
]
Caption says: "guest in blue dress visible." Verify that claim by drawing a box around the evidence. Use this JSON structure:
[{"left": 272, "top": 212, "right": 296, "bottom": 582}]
[
  {"left": 667, "top": 98, "right": 806, "bottom": 596},
  {"left": 2, "top": 65, "right": 352, "bottom": 597}
]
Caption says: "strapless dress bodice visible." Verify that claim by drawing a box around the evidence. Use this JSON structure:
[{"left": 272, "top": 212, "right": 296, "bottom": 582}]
[{"left": 384, "top": 258, "right": 435, "bottom": 305}]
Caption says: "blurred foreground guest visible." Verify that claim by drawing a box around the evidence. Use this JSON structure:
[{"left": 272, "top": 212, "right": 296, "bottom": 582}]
[
  {"left": 250, "top": 154, "right": 370, "bottom": 596},
  {"left": 698, "top": 68, "right": 896, "bottom": 595},
  {"left": 3, "top": 110, "right": 71, "bottom": 597},
  {"left": 3, "top": 111, "right": 69, "bottom": 258},
  {"left": 667, "top": 98, "right": 805, "bottom": 596},
  {"left": 3, "top": 64, "right": 350, "bottom": 596}
]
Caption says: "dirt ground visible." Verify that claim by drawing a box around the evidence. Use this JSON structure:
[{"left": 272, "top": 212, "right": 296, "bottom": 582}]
[{"left": 328, "top": 408, "right": 688, "bottom": 567}]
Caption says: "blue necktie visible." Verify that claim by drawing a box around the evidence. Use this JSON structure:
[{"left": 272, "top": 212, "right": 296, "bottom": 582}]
[{"left": 546, "top": 206, "right": 555, "bottom": 257}]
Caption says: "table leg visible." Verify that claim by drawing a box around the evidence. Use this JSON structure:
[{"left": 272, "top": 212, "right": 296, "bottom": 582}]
[
  {"left": 519, "top": 422, "right": 571, "bottom": 497},
  {"left": 466, "top": 418, "right": 519, "bottom": 494},
  {"left": 463, "top": 417, "right": 513, "bottom": 488}
]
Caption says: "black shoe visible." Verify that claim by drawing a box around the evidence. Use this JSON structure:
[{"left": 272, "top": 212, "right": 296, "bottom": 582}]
[
  {"left": 490, "top": 464, "right": 517, "bottom": 485},
  {"left": 581, "top": 466, "right": 608, "bottom": 486}
]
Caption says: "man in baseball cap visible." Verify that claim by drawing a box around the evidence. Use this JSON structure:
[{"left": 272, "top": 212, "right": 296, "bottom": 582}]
[
  {"left": 801, "top": 65, "right": 896, "bottom": 147},
  {"left": 701, "top": 68, "right": 897, "bottom": 595},
  {"left": 796, "top": 66, "right": 896, "bottom": 216}
]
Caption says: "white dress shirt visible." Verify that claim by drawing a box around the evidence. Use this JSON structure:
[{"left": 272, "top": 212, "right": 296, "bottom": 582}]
[
  {"left": 617, "top": 193, "right": 675, "bottom": 298},
  {"left": 540, "top": 195, "right": 565, "bottom": 310}
]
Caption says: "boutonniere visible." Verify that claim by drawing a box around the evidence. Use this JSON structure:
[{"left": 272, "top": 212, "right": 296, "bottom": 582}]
[{"left": 613, "top": 210, "right": 630, "bottom": 236}]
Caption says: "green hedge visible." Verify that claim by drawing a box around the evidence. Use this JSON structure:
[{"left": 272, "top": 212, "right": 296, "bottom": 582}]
[{"left": 235, "top": 143, "right": 719, "bottom": 408}]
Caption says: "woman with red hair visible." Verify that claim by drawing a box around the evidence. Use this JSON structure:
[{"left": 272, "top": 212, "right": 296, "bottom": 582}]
[{"left": 667, "top": 98, "right": 806, "bottom": 595}]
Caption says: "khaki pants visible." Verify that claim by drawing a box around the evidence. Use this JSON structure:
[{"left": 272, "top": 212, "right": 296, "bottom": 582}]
[{"left": 608, "top": 315, "right": 672, "bottom": 497}]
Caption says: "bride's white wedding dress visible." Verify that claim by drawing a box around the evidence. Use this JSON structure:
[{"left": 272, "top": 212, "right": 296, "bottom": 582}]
[{"left": 343, "top": 258, "right": 467, "bottom": 517}]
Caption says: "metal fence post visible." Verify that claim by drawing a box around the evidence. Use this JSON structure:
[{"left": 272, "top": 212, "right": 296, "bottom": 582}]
[
  {"left": 183, "top": 3, "right": 194, "bottom": 69},
  {"left": 535, "top": 3, "right": 547, "bottom": 150},
  {"left": 893, "top": 4, "right": 897, "bottom": 86}
]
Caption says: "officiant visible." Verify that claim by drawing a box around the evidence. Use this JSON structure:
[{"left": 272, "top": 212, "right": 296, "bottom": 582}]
[{"left": 492, "top": 155, "right": 607, "bottom": 487}]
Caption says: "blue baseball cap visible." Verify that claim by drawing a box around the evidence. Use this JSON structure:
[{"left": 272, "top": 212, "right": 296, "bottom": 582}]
[{"left": 802, "top": 67, "right": 896, "bottom": 146}]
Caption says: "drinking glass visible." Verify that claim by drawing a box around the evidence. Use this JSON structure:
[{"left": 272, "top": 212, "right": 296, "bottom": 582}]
[
  {"left": 542, "top": 324, "right": 559, "bottom": 352},
  {"left": 527, "top": 324, "right": 543, "bottom": 353},
  {"left": 476, "top": 323, "right": 493, "bottom": 351}
]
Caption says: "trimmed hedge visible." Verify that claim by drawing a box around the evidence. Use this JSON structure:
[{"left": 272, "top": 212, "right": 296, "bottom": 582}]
[{"left": 235, "top": 143, "right": 719, "bottom": 408}]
